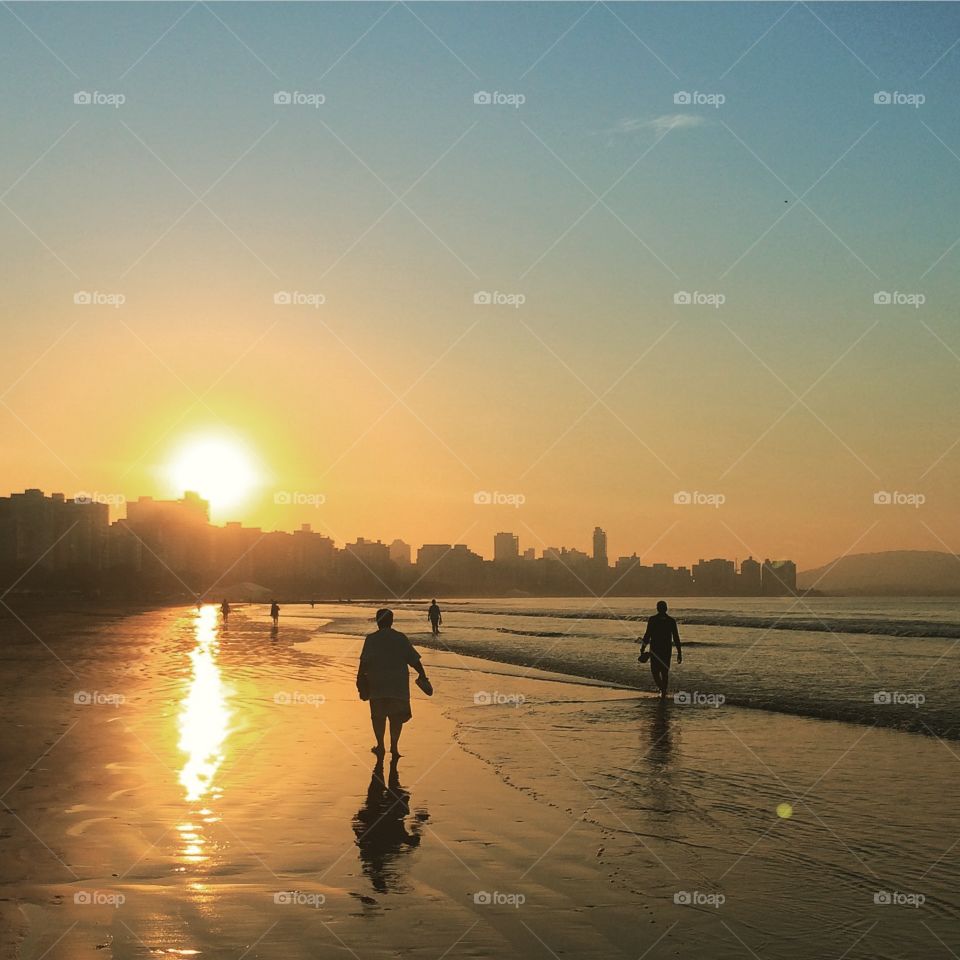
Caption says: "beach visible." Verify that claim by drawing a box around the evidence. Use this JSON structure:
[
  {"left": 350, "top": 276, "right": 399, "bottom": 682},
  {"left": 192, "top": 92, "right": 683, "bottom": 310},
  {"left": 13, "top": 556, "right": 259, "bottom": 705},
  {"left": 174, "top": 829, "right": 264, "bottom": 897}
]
[{"left": 0, "top": 602, "right": 956, "bottom": 959}]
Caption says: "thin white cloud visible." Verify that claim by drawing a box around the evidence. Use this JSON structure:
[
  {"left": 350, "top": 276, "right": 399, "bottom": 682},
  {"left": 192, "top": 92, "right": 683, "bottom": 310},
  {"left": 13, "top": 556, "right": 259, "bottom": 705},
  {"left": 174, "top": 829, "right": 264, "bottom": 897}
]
[{"left": 603, "top": 114, "right": 706, "bottom": 136}]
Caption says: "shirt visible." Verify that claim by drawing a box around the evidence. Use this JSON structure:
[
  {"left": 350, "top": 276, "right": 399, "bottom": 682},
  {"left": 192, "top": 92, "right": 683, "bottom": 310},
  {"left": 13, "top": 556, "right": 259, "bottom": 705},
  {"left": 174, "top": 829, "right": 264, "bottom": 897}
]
[
  {"left": 643, "top": 613, "right": 680, "bottom": 654},
  {"left": 358, "top": 628, "right": 422, "bottom": 701}
]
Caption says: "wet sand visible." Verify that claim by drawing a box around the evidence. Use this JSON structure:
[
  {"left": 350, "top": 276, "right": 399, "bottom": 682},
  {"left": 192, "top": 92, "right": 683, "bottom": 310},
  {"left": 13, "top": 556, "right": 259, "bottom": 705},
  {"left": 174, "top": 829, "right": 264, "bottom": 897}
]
[{"left": 0, "top": 604, "right": 956, "bottom": 959}]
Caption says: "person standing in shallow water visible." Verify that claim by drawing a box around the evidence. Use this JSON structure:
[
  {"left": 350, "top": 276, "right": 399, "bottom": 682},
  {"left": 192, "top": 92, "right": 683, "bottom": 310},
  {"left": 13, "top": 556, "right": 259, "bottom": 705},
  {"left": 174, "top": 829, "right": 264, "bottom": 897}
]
[
  {"left": 427, "top": 599, "right": 442, "bottom": 636},
  {"left": 357, "top": 609, "right": 430, "bottom": 758},
  {"left": 637, "top": 600, "right": 682, "bottom": 699},
  {"left": 270, "top": 599, "right": 280, "bottom": 625},
  {"left": 220, "top": 599, "right": 230, "bottom": 623}
]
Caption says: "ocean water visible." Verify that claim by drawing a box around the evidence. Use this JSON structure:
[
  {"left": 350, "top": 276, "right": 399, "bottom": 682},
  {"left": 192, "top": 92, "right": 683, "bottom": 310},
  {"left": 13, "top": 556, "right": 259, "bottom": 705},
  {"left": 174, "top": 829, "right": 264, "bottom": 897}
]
[
  {"left": 287, "top": 599, "right": 960, "bottom": 958},
  {"left": 311, "top": 597, "right": 960, "bottom": 739}
]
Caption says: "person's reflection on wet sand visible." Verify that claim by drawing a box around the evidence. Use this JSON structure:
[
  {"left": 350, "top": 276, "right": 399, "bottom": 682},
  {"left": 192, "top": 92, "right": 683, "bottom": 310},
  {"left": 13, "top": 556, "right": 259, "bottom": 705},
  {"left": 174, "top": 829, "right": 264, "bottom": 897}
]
[
  {"left": 640, "top": 698, "right": 679, "bottom": 824},
  {"left": 352, "top": 757, "right": 428, "bottom": 894},
  {"left": 646, "top": 697, "right": 676, "bottom": 768}
]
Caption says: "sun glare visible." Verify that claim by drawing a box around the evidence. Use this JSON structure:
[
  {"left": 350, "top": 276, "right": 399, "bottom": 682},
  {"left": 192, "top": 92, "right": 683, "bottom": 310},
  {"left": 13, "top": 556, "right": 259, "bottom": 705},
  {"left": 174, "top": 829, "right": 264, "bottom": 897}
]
[{"left": 167, "top": 435, "right": 260, "bottom": 513}]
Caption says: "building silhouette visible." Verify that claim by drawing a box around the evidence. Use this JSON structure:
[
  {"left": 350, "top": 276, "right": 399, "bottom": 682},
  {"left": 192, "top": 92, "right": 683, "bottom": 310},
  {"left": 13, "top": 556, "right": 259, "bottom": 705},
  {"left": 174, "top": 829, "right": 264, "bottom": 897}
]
[
  {"left": 0, "top": 489, "right": 107, "bottom": 586},
  {"left": 739, "top": 556, "right": 762, "bottom": 594},
  {"left": 762, "top": 559, "right": 798, "bottom": 596},
  {"left": 592, "top": 526, "right": 608, "bottom": 567},
  {"left": 692, "top": 558, "right": 736, "bottom": 595},
  {"left": 493, "top": 532, "right": 519, "bottom": 563},
  {"left": 389, "top": 539, "right": 412, "bottom": 566},
  {"left": 0, "top": 490, "right": 799, "bottom": 600}
]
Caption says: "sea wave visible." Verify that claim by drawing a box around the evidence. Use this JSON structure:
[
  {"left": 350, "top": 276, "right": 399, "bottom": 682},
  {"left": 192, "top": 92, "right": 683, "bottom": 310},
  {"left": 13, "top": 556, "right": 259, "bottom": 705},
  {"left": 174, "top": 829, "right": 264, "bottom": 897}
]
[
  {"left": 415, "top": 632, "right": 959, "bottom": 740},
  {"left": 467, "top": 607, "right": 960, "bottom": 639}
]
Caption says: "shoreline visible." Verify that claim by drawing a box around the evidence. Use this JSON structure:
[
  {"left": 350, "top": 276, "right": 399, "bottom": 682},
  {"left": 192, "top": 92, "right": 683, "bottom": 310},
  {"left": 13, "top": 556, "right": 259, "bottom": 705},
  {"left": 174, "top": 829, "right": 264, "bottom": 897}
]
[{"left": 290, "top": 603, "right": 958, "bottom": 742}]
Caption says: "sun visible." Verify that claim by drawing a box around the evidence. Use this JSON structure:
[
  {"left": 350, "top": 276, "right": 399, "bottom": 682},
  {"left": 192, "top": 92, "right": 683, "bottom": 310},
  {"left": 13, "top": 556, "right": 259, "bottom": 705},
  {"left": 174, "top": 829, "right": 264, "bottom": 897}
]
[{"left": 166, "top": 435, "right": 261, "bottom": 514}]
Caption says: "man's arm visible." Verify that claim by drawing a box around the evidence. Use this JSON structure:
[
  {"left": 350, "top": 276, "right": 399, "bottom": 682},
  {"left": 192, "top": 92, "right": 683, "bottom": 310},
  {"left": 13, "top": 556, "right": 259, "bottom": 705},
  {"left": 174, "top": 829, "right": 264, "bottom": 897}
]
[
  {"left": 638, "top": 617, "right": 652, "bottom": 649},
  {"left": 673, "top": 620, "right": 682, "bottom": 663},
  {"left": 406, "top": 638, "right": 427, "bottom": 677},
  {"left": 357, "top": 637, "right": 369, "bottom": 682}
]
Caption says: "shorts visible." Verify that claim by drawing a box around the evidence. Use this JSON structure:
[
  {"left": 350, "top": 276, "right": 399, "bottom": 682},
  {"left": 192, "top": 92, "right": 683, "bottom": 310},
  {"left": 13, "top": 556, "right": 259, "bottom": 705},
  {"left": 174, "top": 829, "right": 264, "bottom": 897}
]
[
  {"left": 369, "top": 698, "right": 412, "bottom": 722},
  {"left": 649, "top": 646, "right": 672, "bottom": 670}
]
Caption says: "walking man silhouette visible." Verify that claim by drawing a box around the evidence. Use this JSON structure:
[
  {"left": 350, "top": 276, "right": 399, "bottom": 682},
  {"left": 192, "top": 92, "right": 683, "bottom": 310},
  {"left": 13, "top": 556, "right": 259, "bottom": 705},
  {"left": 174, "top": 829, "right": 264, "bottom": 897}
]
[
  {"left": 638, "top": 601, "right": 682, "bottom": 699},
  {"left": 427, "top": 599, "right": 442, "bottom": 637},
  {"left": 358, "top": 609, "right": 430, "bottom": 758}
]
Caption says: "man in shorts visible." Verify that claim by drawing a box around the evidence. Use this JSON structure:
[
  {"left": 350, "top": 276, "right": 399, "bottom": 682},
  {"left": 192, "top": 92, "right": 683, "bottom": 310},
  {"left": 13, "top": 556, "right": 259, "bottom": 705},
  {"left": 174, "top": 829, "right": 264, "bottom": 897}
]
[
  {"left": 358, "top": 608, "right": 430, "bottom": 758},
  {"left": 638, "top": 600, "right": 683, "bottom": 699}
]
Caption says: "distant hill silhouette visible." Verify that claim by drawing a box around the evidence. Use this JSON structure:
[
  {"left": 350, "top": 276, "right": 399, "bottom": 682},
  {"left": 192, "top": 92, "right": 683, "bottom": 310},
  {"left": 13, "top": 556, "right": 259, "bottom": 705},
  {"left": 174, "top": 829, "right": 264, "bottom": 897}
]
[{"left": 798, "top": 550, "right": 960, "bottom": 596}]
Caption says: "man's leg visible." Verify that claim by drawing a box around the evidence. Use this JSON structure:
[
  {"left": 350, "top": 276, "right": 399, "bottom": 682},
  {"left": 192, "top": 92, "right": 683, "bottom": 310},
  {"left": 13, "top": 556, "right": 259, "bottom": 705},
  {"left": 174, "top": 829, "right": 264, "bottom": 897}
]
[
  {"left": 371, "top": 715, "right": 386, "bottom": 754},
  {"left": 388, "top": 717, "right": 404, "bottom": 756}
]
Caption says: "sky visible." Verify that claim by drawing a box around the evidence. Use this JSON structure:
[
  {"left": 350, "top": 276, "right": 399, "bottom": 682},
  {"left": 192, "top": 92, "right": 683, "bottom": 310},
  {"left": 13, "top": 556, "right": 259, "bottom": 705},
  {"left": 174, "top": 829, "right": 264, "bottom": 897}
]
[{"left": 1, "top": 2, "right": 959, "bottom": 570}]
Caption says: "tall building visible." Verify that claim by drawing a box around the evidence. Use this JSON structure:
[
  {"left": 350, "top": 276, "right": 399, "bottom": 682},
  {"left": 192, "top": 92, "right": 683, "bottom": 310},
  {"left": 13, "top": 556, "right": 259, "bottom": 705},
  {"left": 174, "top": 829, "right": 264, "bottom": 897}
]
[
  {"left": 0, "top": 489, "right": 109, "bottom": 575},
  {"left": 417, "top": 544, "right": 452, "bottom": 571},
  {"left": 692, "top": 558, "right": 736, "bottom": 595},
  {"left": 344, "top": 538, "right": 390, "bottom": 567},
  {"left": 592, "top": 526, "right": 608, "bottom": 566},
  {"left": 738, "top": 556, "right": 762, "bottom": 594},
  {"left": 389, "top": 538, "right": 412, "bottom": 566},
  {"left": 762, "top": 559, "right": 797, "bottom": 596},
  {"left": 125, "top": 491, "right": 212, "bottom": 579},
  {"left": 212, "top": 521, "right": 260, "bottom": 583},
  {"left": 292, "top": 523, "right": 336, "bottom": 577},
  {"left": 493, "top": 531, "right": 519, "bottom": 563}
]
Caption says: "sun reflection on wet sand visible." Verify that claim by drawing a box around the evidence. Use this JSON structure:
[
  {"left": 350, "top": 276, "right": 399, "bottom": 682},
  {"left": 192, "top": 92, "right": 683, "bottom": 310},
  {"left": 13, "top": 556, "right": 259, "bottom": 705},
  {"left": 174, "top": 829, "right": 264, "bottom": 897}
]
[{"left": 177, "top": 606, "right": 230, "bottom": 866}]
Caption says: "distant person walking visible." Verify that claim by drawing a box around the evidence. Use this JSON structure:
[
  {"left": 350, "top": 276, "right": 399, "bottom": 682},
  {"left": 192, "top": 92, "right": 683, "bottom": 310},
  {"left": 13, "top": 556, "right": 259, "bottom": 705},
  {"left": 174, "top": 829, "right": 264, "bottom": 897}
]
[
  {"left": 220, "top": 599, "right": 230, "bottom": 623},
  {"left": 427, "top": 599, "right": 442, "bottom": 637},
  {"left": 270, "top": 600, "right": 280, "bottom": 625},
  {"left": 637, "top": 600, "right": 682, "bottom": 699},
  {"left": 357, "top": 609, "right": 431, "bottom": 758}
]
